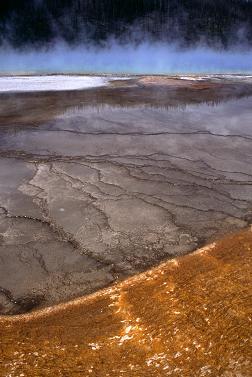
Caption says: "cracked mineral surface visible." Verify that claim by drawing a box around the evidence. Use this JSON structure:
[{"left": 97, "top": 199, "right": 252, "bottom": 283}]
[{"left": 0, "top": 75, "right": 252, "bottom": 314}]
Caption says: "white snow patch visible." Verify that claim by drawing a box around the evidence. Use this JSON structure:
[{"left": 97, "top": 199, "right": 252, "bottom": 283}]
[
  {"left": 145, "top": 353, "right": 169, "bottom": 369},
  {"left": 179, "top": 76, "right": 205, "bottom": 81},
  {"left": 179, "top": 74, "right": 252, "bottom": 82},
  {"left": 0, "top": 75, "right": 122, "bottom": 93},
  {"left": 125, "top": 326, "right": 132, "bottom": 334},
  {"left": 118, "top": 335, "right": 133, "bottom": 345},
  {"left": 88, "top": 343, "right": 101, "bottom": 350}
]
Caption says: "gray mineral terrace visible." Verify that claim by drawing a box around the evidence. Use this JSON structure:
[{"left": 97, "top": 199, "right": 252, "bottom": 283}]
[{"left": 0, "top": 75, "right": 252, "bottom": 314}]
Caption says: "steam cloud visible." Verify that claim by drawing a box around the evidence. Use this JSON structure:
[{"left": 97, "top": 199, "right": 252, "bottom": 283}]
[{"left": 1, "top": 41, "right": 252, "bottom": 75}]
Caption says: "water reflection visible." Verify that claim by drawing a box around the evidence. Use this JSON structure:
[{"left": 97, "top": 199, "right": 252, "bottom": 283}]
[
  {"left": 51, "top": 96, "right": 252, "bottom": 138},
  {"left": 1, "top": 76, "right": 252, "bottom": 132},
  {"left": 58, "top": 94, "right": 252, "bottom": 116},
  {"left": 0, "top": 94, "right": 251, "bottom": 197}
]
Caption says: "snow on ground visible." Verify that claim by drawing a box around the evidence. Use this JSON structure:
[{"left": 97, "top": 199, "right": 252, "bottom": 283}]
[
  {"left": 1, "top": 74, "right": 251, "bottom": 93},
  {"left": 0, "top": 75, "right": 118, "bottom": 93},
  {"left": 179, "top": 74, "right": 252, "bottom": 81}
]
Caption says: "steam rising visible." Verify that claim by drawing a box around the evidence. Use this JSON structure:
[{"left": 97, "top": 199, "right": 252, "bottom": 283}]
[{"left": 1, "top": 42, "right": 252, "bottom": 75}]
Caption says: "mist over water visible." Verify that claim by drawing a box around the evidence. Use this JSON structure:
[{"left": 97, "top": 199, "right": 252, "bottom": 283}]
[
  {"left": 1, "top": 42, "right": 252, "bottom": 75},
  {"left": 1, "top": 1, "right": 252, "bottom": 75}
]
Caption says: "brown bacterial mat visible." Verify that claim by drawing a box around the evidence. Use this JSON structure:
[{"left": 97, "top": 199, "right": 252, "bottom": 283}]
[{"left": 0, "top": 228, "right": 251, "bottom": 377}]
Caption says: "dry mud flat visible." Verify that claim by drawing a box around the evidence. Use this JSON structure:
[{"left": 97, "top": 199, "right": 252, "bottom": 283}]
[
  {"left": 0, "top": 76, "right": 252, "bottom": 314},
  {"left": 0, "top": 229, "right": 251, "bottom": 377}
]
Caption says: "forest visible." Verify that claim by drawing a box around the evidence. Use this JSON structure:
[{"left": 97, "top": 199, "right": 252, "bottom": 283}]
[{"left": 0, "top": 0, "right": 252, "bottom": 47}]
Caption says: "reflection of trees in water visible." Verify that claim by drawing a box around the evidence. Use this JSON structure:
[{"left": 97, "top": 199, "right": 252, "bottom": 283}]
[
  {"left": 61, "top": 97, "right": 241, "bottom": 116},
  {"left": 1, "top": 78, "right": 252, "bottom": 129}
]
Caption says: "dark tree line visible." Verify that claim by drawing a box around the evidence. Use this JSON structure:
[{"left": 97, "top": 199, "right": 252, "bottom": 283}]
[{"left": 0, "top": 0, "right": 252, "bottom": 47}]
